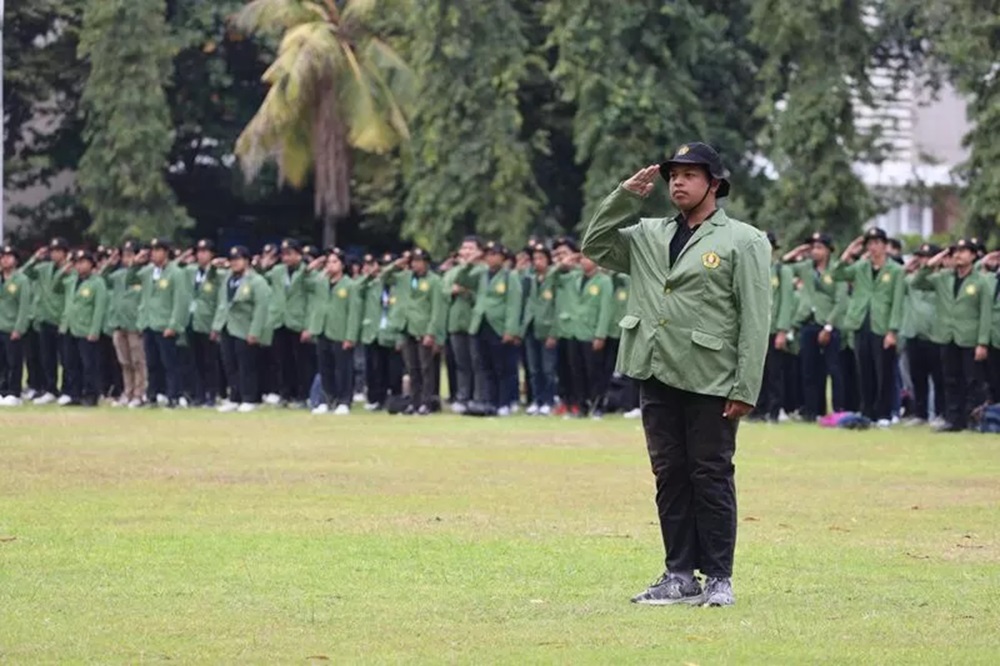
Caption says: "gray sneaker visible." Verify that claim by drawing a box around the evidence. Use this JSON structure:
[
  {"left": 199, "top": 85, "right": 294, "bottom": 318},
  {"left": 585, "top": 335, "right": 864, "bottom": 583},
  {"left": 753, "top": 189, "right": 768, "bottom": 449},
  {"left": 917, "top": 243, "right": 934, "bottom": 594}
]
[
  {"left": 631, "top": 573, "right": 704, "bottom": 606},
  {"left": 702, "top": 577, "right": 735, "bottom": 606}
]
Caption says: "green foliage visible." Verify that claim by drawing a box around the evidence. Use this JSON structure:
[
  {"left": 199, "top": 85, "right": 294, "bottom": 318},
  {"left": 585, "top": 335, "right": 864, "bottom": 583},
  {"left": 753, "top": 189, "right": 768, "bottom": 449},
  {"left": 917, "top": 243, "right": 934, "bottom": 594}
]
[
  {"left": 751, "top": 0, "right": 876, "bottom": 245},
  {"left": 401, "top": 0, "right": 544, "bottom": 255},
  {"left": 77, "top": 0, "right": 191, "bottom": 242}
]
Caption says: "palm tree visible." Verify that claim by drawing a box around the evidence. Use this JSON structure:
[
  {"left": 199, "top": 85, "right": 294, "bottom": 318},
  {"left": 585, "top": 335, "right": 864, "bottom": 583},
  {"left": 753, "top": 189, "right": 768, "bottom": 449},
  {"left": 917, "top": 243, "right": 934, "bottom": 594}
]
[{"left": 233, "top": 0, "right": 413, "bottom": 245}]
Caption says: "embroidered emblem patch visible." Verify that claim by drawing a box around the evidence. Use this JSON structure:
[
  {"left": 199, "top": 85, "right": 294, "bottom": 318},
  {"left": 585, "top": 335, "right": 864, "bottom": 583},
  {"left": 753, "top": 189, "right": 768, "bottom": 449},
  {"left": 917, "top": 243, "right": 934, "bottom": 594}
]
[
  {"left": 158, "top": 279, "right": 169, "bottom": 289},
  {"left": 677, "top": 144, "right": 690, "bottom": 156},
  {"left": 496, "top": 282, "right": 507, "bottom": 295},
  {"left": 617, "top": 290, "right": 628, "bottom": 302},
  {"left": 771, "top": 276, "right": 780, "bottom": 288},
  {"left": 881, "top": 273, "right": 892, "bottom": 283},
  {"left": 822, "top": 274, "right": 834, "bottom": 285},
  {"left": 241, "top": 285, "right": 251, "bottom": 296},
  {"left": 702, "top": 252, "right": 720, "bottom": 269},
  {"left": 588, "top": 285, "right": 600, "bottom": 296},
  {"left": 337, "top": 288, "right": 348, "bottom": 299},
  {"left": 80, "top": 287, "right": 91, "bottom": 298},
  {"left": 966, "top": 284, "right": 977, "bottom": 296},
  {"left": 132, "top": 284, "right": 142, "bottom": 292},
  {"left": 542, "top": 289, "right": 553, "bottom": 301},
  {"left": 389, "top": 296, "right": 397, "bottom": 305},
  {"left": 418, "top": 281, "right": 429, "bottom": 293},
  {"left": 6, "top": 283, "right": 17, "bottom": 294},
  {"left": 203, "top": 283, "right": 213, "bottom": 293}
]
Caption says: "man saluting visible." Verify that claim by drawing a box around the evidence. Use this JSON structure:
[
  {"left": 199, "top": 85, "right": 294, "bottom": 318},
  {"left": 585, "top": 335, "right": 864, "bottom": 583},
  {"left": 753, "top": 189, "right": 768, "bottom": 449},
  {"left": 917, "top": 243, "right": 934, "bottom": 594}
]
[{"left": 582, "top": 142, "right": 771, "bottom": 607}]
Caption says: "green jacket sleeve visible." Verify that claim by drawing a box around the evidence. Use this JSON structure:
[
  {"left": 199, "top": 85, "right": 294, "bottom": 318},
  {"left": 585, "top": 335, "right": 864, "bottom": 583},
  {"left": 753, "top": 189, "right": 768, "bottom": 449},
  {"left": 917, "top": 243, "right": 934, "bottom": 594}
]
[
  {"left": 978, "top": 273, "right": 992, "bottom": 347},
  {"left": 90, "top": 280, "right": 109, "bottom": 339},
  {"left": 910, "top": 267, "right": 936, "bottom": 291},
  {"left": 20, "top": 257, "right": 42, "bottom": 281},
  {"left": 503, "top": 271, "right": 523, "bottom": 337},
  {"left": 248, "top": 278, "right": 270, "bottom": 339},
  {"left": 731, "top": 233, "right": 773, "bottom": 406},
  {"left": 888, "top": 268, "right": 906, "bottom": 333},
  {"left": 829, "top": 282, "right": 849, "bottom": 328},
  {"left": 595, "top": 276, "right": 614, "bottom": 339},
  {"left": 431, "top": 277, "right": 446, "bottom": 344},
  {"left": 345, "top": 281, "right": 363, "bottom": 344},
  {"left": 830, "top": 260, "right": 857, "bottom": 283},
  {"left": 169, "top": 268, "right": 191, "bottom": 332},
  {"left": 307, "top": 274, "right": 327, "bottom": 337},
  {"left": 13, "top": 276, "right": 31, "bottom": 335},
  {"left": 581, "top": 185, "right": 641, "bottom": 274},
  {"left": 775, "top": 264, "right": 796, "bottom": 332}
]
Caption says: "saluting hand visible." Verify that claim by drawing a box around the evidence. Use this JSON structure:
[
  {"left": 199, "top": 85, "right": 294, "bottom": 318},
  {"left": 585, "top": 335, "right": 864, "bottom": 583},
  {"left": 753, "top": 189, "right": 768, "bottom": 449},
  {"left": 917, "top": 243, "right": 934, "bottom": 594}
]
[
  {"left": 927, "top": 249, "right": 950, "bottom": 269},
  {"left": 723, "top": 400, "right": 753, "bottom": 420},
  {"left": 622, "top": 165, "right": 660, "bottom": 198}
]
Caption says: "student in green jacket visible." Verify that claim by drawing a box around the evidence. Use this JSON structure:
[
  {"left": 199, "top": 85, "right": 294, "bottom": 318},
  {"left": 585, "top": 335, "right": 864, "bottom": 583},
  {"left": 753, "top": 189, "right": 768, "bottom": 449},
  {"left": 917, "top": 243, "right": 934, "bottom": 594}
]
[
  {"left": 307, "top": 248, "right": 362, "bottom": 415},
  {"left": 179, "top": 239, "right": 222, "bottom": 406},
  {"left": 910, "top": 238, "right": 992, "bottom": 432},
  {"left": 980, "top": 249, "right": 1000, "bottom": 403},
  {"left": 522, "top": 244, "right": 558, "bottom": 416},
  {"left": 64, "top": 252, "right": 109, "bottom": 407},
  {"left": 571, "top": 255, "right": 614, "bottom": 418},
  {"left": 583, "top": 142, "right": 771, "bottom": 608},
  {"left": 608, "top": 271, "right": 640, "bottom": 417},
  {"left": 444, "top": 239, "right": 481, "bottom": 413},
  {"left": 752, "top": 231, "right": 795, "bottom": 422},
  {"left": 0, "top": 245, "right": 31, "bottom": 405},
  {"left": 20, "top": 237, "right": 72, "bottom": 403},
  {"left": 212, "top": 245, "right": 271, "bottom": 413},
  {"left": 467, "top": 241, "right": 522, "bottom": 416},
  {"left": 901, "top": 243, "right": 945, "bottom": 424},
  {"left": 551, "top": 237, "right": 584, "bottom": 416},
  {"left": 386, "top": 248, "right": 446, "bottom": 415},
  {"left": 833, "top": 227, "right": 906, "bottom": 426},
  {"left": 358, "top": 252, "right": 405, "bottom": 409},
  {"left": 105, "top": 241, "right": 148, "bottom": 407}
]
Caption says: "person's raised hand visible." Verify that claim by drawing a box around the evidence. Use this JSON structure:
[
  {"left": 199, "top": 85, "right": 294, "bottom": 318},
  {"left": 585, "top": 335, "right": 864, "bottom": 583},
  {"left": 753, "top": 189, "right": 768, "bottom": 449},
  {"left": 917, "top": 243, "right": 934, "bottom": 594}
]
[{"left": 622, "top": 165, "right": 660, "bottom": 198}]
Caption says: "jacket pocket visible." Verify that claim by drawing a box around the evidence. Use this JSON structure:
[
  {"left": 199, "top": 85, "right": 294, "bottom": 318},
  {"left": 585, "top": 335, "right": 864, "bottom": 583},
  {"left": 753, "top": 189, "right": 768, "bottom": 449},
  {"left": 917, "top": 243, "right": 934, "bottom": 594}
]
[
  {"left": 619, "top": 314, "right": 640, "bottom": 330},
  {"left": 691, "top": 330, "right": 724, "bottom": 351}
]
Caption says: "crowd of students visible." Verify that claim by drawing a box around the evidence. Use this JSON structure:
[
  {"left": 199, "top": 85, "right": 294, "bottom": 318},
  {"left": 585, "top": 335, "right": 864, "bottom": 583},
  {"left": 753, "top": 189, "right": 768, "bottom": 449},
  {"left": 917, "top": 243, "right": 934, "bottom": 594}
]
[
  {"left": 2, "top": 226, "right": 999, "bottom": 432},
  {"left": 0, "top": 235, "right": 638, "bottom": 418}
]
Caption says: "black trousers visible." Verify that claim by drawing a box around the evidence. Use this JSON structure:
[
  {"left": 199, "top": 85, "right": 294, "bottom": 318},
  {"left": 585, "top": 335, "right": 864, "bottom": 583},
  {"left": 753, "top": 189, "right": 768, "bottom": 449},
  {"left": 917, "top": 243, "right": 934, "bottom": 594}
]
[
  {"left": 640, "top": 379, "right": 737, "bottom": 578},
  {"left": 907, "top": 337, "right": 944, "bottom": 420},
  {"left": 941, "top": 343, "right": 984, "bottom": 428},
  {"left": 144, "top": 329, "right": 181, "bottom": 402},
  {"left": 23, "top": 328, "right": 43, "bottom": 392},
  {"left": 0, "top": 331, "right": 24, "bottom": 397},
  {"left": 73, "top": 337, "right": 102, "bottom": 404},
  {"left": 987, "top": 347, "right": 1000, "bottom": 404},
  {"left": 100, "top": 334, "right": 122, "bottom": 398},
  {"left": 316, "top": 337, "right": 354, "bottom": 406},
  {"left": 840, "top": 347, "right": 860, "bottom": 412},
  {"left": 37, "top": 322, "right": 60, "bottom": 395},
  {"left": 754, "top": 336, "right": 784, "bottom": 419},
  {"left": 444, "top": 338, "right": 457, "bottom": 402},
  {"left": 782, "top": 351, "right": 802, "bottom": 414},
  {"left": 273, "top": 327, "right": 315, "bottom": 402},
  {"left": 187, "top": 329, "right": 220, "bottom": 403},
  {"left": 219, "top": 331, "right": 259, "bottom": 404},
  {"left": 449, "top": 333, "right": 475, "bottom": 404},
  {"left": 472, "top": 323, "right": 507, "bottom": 409},
  {"left": 799, "top": 325, "right": 845, "bottom": 419},
  {"left": 59, "top": 333, "right": 80, "bottom": 400},
  {"left": 556, "top": 338, "right": 579, "bottom": 407},
  {"left": 401, "top": 335, "right": 438, "bottom": 408},
  {"left": 568, "top": 338, "right": 608, "bottom": 412},
  {"left": 854, "top": 326, "right": 896, "bottom": 421},
  {"left": 366, "top": 343, "right": 402, "bottom": 405}
]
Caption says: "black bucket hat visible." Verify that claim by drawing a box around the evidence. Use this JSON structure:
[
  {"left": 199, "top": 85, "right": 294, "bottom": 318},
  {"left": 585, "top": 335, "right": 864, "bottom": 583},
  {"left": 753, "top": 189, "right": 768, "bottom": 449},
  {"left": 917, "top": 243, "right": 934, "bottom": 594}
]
[{"left": 660, "top": 142, "right": 731, "bottom": 198}]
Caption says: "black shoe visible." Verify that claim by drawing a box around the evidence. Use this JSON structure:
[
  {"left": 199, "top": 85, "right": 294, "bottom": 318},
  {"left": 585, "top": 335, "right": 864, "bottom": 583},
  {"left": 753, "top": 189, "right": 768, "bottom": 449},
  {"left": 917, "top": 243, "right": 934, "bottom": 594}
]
[
  {"left": 631, "top": 573, "right": 704, "bottom": 606},
  {"left": 402, "top": 404, "right": 416, "bottom": 416},
  {"left": 79, "top": 397, "right": 98, "bottom": 408},
  {"left": 416, "top": 404, "right": 431, "bottom": 416},
  {"left": 165, "top": 400, "right": 178, "bottom": 410},
  {"left": 934, "top": 422, "right": 964, "bottom": 433}
]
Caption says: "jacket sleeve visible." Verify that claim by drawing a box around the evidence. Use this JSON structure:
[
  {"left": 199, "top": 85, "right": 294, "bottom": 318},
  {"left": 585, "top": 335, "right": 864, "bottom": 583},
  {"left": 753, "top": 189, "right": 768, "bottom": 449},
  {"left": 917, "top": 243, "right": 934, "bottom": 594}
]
[
  {"left": 581, "top": 185, "right": 640, "bottom": 274},
  {"left": 596, "top": 276, "right": 614, "bottom": 339},
  {"left": 503, "top": 271, "right": 523, "bottom": 337},
  {"left": 430, "top": 276, "right": 447, "bottom": 344},
  {"left": 13, "top": 277, "right": 31, "bottom": 335},
  {"left": 211, "top": 272, "right": 228, "bottom": 333},
  {"left": 775, "top": 264, "right": 796, "bottom": 333},
  {"left": 307, "top": 275, "right": 327, "bottom": 337},
  {"left": 829, "top": 282, "right": 849, "bottom": 328},
  {"left": 730, "top": 233, "right": 772, "bottom": 406},
  {"left": 168, "top": 268, "right": 192, "bottom": 332},
  {"left": 978, "top": 274, "right": 992, "bottom": 347},
  {"left": 830, "top": 259, "right": 857, "bottom": 283},
  {"left": 909, "top": 267, "right": 937, "bottom": 291},
  {"left": 888, "top": 268, "right": 906, "bottom": 333},
  {"left": 345, "top": 281, "right": 363, "bottom": 344},
  {"left": 248, "top": 278, "right": 270, "bottom": 339},
  {"left": 89, "top": 281, "right": 109, "bottom": 339}
]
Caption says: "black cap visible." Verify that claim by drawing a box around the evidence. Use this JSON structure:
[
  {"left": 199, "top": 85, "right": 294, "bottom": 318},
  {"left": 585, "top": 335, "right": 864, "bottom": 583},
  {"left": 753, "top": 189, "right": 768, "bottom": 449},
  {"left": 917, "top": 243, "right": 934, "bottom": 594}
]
[
  {"left": 808, "top": 232, "right": 834, "bottom": 250},
  {"left": 969, "top": 236, "right": 986, "bottom": 256},
  {"left": 280, "top": 238, "right": 302, "bottom": 252},
  {"left": 766, "top": 231, "right": 780, "bottom": 249},
  {"left": 49, "top": 237, "right": 70, "bottom": 251},
  {"left": 75, "top": 250, "right": 96, "bottom": 265},
  {"left": 888, "top": 237, "right": 903, "bottom": 251},
  {"left": 484, "top": 240, "right": 506, "bottom": 255},
  {"left": 229, "top": 245, "right": 251, "bottom": 260},
  {"left": 326, "top": 247, "right": 344, "bottom": 260},
  {"left": 660, "top": 142, "right": 731, "bottom": 198},
  {"left": 1, "top": 244, "right": 18, "bottom": 259},
  {"left": 121, "top": 240, "right": 141, "bottom": 253},
  {"left": 552, "top": 236, "right": 578, "bottom": 253},
  {"left": 262, "top": 243, "right": 278, "bottom": 255},
  {"left": 863, "top": 227, "right": 888, "bottom": 244},
  {"left": 302, "top": 244, "right": 318, "bottom": 259},
  {"left": 380, "top": 252, "right": 395, "bottom": 266},
  {"left": 914, "top": 243, "right": 942, "bottom": 257},
  {"left": 195, "top": 239, "right": 215, "bottom": 252},
  {"left": 531, "top": 244, "right": 552, "bottom": 261},
  {"left": 150, "top": 237, "right": 172, "bottom": 251},
  {"left": 410, "top": 248, "right": 432, "bottom": 263},
  {"left": 951, "top": 238, "right": 977, "bottom": 254}
]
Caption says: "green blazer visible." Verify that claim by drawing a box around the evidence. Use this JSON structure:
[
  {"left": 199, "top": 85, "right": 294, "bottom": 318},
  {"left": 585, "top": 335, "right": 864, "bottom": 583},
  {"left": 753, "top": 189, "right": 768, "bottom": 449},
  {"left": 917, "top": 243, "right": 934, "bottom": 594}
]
[
  {"left": 0, "top": 271, "right": 31, "bottom": 335},
  {"left": 444, "top": 265, "right": 476, "bottom": 335},
  {"left": 522, "top": 270, "right": 558, "bottom": 340},
  {"left": 608, "top": 273, "right": 631, "bottom": 340},
  {"left": 184, "top": 264, "right": 223, "bottom": 334},
  {"left": 789, "top": 260, "right": 848, "bottom": 329},
  {"left": 985, "top": 274, "right": 1000, "bottom": 349},
  {"left": 582, "top": 185, "right": 772, "bottom": 406},
  {"left": 384, "top": 267, "right": 447, "bottom": 344},
  {"left": 308, "top": 273, "right": 362, "bottom": 343},
  {"left": 771, "top": 262, "right": 796, "bottom": 334},
  {"left": 900, "top": 275, "right": 935, "bottom": 342},
  {"left": 66, "top": 274, "right": 109, "bottom": 339},
  {"left": 212, "top": 271, "right": 271, "bottom": 341},
  {"left": 553, "top": 267, "right": 583, "bottom": 340},
  {"left": 469, "top": 267, "right": 523, "bottom": 337},
  {"left": 264, "top": 263, "right": 311, "bottom": 332},
  {"left": 574, "top": 271, "right": 614, "bottom": 341},
  {"left": 831, "top": 258, "right": 905, "bottom": 335},
  {"left": 133, "top": 262, "right": 191, "bottom": 333},
  {"left": 57, "top": 269, "right": 78, "bottom": 334},
  {"left": 910, "top": 267, "right": 991, "bottom": 348},
  {"left": 20, "top": 258, "right": 68, "bottom": 327}
]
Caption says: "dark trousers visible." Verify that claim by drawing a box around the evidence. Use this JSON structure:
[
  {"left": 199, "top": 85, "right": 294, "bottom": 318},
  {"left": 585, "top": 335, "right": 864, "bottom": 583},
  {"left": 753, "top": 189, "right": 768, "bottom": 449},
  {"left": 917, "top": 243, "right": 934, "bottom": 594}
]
[
  {"left": 473, "top": 323, "right": 507, "bottom": 409},
  {"left": 100, "top": 334, "right": 122, "bottom": 398},
  {"left": 640, "top": 379, "right": 737, "bottom": 578},
  {"left": 24, "top": 328, "right": 43, "bottom": 392},
  {"left": 258, "top": 344, "right": 279, "bottom": 397},
  {"left": 59, "top": 333, "right": 80, "bottom": 400},
  {"left": 987, "top": 347, "right": 1000, "bottom": 404},
  {"left": 799, "top": 325, "right": 844, "bottom": 418},
  {"left": 316, "top": 337, "right": 353, "bottom": 406},
  {"left": 187, "top": 329, "right": 220, "bottom": 403},
  {"left": 143, "top": 329, "right": 181, "bottom": 402},
  {"left": 754, "top": 337, "right": 784, "bottom": 419},
  {"left": 524, "top": 327, "right": 557, "bottom": 407},
  {"left": 854, "top": 326, "right": 896, "bottom": 421},
  {"left": 0, "top": 331, "right": 25, "bottom": 397},
  {"left": 401, "top": 336, "right": 438, "bottom": 408},
  {"left": 366, "top": 343, "right": 402, "bottom": 405},
  {"left": 37, "top": 322, "right": 60, "bottom": 395},
  {"left": 449, "top": 333, "right": 475, "bottom": 404},
  {"left": 840, "top": 347, "right": 861, "bottom": 412},
  {"left": 907, "top": 337, "right": 944, "bottom": 420},
  {"left": 569, "top": 338, "right": 608, "bottom": 412},
  {"left": 74, "top": 337, "right": 101, "bottom": 404},
  {"left": 273, "top": 327, "right": 315, "bottom": 402},
  {"left": 941, "top": 343, "right": 984, "bottom": 429},
  {"left": 782, "top": 351, "right": 802, "bottom": 414},
  {"left": 219, "top": 331, "right": 259, "bottom": 404},
  {"left": 444, "top": 338, "right": 457, "bottom": 402},
  {"left": 504, "top": 344, "right": 521, "bottom": 406},
  {"left": 557, "top": 337, "right": 579, "bottom": 407}
]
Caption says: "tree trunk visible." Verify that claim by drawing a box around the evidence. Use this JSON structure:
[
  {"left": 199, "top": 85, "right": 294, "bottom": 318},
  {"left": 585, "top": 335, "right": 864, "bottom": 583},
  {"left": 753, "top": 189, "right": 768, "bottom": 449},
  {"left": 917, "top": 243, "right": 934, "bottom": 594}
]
[{"left": 314, "top": 81, "right": 351, "bottom": 249}]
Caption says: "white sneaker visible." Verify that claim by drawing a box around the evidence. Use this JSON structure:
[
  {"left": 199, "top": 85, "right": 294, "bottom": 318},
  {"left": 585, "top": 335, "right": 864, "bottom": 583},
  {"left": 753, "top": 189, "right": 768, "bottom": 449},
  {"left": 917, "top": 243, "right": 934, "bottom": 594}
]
[
  {"left": 33, "top": 392, "right": 56, "bottom": 405},
  {"left": 155, "top": 393, "right": 167, "bottom": 406},
  {"left": 311, "top": 404, "right": 330, "bottom": 415},
  {"left": 538, "top": 404, "right": 552, "bottom": 416},
  {"left": 891, "top": 415, "right": 900, "bottom": 425},
  {"left": 237, "top": 402, "right": 256, "bottom": 413},
  {"left": 178, "top": 397, "right": 189, "bottom": 408},
  {"left": 509, "top": 403, "right": 520, "bottom": 414},
  {"left": 876, "top": 418, "right": 891, "bottom": 428},
  {"left": 526, "top": 403, "right": 539, "bottom": 416},
  {"left": 110, "top": 397, "right": 127, "bottom": 408},
  {"left": 217, "top": 401, "right": 238, "bottom": 413},
  {"left": 333, "top": 404, "right": 350, "bottom": 416},
  {"left": 262, "top": 393, "right": 281, "bottom": 406},
  {"left": 451, "top": 402, "right": 467, "bottom": 414},
  {"left": 56, "top": 394, "right": 73, "bottom": 406},
  {"left": 0, "top": 395, "right": 22, "bottom": 407},
  {"left": 127, "top": 399, "right": 142, "bottom": 409},
  {"left": 623, "top": 408, "right": 642, "bottom": 419},
  {"left": 22, "top": 389, "right": 37, "bottom": 401},
  {"left": 778, "top": 409, "right": 790, "bottom": 423},
  {"left": 353, "top": 392, "right": 366, "bottom": 404},
  {"left": 364, "top": 402, "right": 379, "bottom": 411},
  {"left": 497, "top": 406, "right": 511, "bottom": 417}
]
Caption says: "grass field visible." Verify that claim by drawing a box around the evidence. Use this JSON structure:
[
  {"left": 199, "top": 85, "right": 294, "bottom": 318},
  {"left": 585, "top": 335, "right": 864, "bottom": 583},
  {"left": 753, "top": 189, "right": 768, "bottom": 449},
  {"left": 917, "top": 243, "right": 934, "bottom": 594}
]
[{"left": 2, "top": 407, "right": 998, "bottom": 664}]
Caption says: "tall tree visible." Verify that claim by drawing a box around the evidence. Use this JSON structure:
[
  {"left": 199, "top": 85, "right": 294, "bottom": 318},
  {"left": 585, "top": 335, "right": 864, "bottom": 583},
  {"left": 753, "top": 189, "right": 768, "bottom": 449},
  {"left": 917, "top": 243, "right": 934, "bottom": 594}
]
[
  {"left": 751, "top": 0, "right": 877, "bottom": 244},
  {"left": 402, "top": 0, "right": 544, "bottom": 254},
  {"left": 233, "top": 0, "right": 414, "bottom": 247},
  {"left": 78, "top": 0, "right": 190, "bottom": 242}
]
